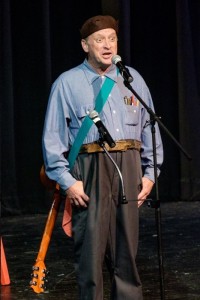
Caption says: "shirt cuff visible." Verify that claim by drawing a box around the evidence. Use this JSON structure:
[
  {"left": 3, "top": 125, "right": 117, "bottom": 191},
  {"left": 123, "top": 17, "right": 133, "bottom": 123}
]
[
  {"left": 144, "top": 167, "right": 161, "bottom": 183},
  {"left": 57, "top": 171, "right": 77, "bottom": 191}
]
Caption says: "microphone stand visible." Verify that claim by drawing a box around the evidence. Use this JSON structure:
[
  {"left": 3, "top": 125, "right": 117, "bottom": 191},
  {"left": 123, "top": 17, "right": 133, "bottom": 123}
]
[
  {"left": 97, "top": 137, "right": 128, "bottom": 204},
  {"left": 123, "top": 79, "right": 192, "bottom": 300}
]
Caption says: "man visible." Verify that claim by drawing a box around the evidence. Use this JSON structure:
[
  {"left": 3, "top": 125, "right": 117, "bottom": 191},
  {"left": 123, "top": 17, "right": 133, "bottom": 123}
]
[{"left": 42, "top": 15, "right": 163, "bottom": 300}]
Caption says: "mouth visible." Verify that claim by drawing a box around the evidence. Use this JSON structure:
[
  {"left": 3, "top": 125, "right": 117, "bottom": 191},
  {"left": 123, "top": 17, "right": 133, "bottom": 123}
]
[{"left": 102, "top": 52, "right": 113, "bottom": 60}]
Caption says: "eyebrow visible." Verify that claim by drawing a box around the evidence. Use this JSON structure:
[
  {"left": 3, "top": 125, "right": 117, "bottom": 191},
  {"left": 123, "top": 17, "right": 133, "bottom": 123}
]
[{"left": 95, "top": 33, "right": 117, "bottom": 38}]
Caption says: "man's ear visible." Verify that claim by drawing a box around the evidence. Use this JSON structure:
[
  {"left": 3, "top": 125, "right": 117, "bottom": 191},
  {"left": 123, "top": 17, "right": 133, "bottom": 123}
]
[{"left": 81, "top": 39, "right": 89, "bottom": 53}]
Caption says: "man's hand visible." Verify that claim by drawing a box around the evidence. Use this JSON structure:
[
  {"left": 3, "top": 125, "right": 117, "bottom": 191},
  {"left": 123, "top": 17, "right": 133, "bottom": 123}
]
[
  {"left": 138, "top": 177, "right": 154, "bottom": 207},
  {"left": 66, "top": 181, "right": 89, "bottom": 207}
]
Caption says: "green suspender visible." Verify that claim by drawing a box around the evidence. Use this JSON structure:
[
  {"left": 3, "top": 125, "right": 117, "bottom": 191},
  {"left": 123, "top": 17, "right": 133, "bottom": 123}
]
[{"left": 67, "top": 75, "right": 117, "bottom": 169}]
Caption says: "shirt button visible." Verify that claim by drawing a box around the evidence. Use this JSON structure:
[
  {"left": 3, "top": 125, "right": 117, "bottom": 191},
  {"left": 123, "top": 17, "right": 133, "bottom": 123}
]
[
  {"left": 134, "top": 110, "right": 136, "bottom": 113},
  {"left": 113, "top": 110, "right": 116, "bottom": 114},
  {"left": 116, "top": 128, "right": 119, "bottom": 132},
  {"left": 101, "top": 75, "right": 105, "bottom": 79}
]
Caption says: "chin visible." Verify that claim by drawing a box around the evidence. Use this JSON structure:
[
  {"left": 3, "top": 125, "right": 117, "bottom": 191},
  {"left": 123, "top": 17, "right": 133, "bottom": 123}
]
[{"left": 101, "top": 60, "right": 112, "bottom": 68}]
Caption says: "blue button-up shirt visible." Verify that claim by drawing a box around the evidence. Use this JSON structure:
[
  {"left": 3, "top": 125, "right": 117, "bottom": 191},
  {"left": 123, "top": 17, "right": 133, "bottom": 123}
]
[{"left": 42, "top": 59, "right": 163, "bottom": 190}]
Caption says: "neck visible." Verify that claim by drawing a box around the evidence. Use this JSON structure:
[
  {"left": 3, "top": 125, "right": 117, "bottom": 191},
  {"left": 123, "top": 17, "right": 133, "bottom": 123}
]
[
  {"left": 87, "top": 60, "right": 111, "bottom": 75},
  {"left": 97, "top": 66, "right": 111, "bottom": 75}
]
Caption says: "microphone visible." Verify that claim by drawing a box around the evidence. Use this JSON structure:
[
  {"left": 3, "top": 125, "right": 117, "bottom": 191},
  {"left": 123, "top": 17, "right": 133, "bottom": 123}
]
[
  {"left": 112, "top": 55, "right": 133, "bottom": 83},
  {"left": 89, "top": 110, "right": 116, "bottom": 148}
]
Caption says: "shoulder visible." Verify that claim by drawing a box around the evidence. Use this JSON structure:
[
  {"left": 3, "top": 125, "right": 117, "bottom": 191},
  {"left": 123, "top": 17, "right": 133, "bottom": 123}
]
[
  {"left": 126, "top": 66, "right": 148, "bottom": 87},
  {"left": 51, "top": 63, "right": 85, "bottom": 90},
  {"left": 126, "top": 65, "right": 152, "bottom": 99},
  {"left": 56, "top": 63, "right": 84, "bottom": 83}
]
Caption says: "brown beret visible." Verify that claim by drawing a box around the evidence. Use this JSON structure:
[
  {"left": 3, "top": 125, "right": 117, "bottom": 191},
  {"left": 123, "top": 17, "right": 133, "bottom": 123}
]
[{"left": 80, "top": 15, "right": 118, "bottom": 39}]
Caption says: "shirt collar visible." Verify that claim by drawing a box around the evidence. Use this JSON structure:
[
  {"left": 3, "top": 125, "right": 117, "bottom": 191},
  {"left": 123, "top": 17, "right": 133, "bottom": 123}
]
[{"left": 82, "top": 59, "right": 118, "bottom": 85}]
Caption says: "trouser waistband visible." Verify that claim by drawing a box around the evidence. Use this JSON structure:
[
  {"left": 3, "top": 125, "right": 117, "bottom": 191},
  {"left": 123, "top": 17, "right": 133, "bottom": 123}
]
[{"left": 79, "top": 139, "right": 141, "bottom": 153}]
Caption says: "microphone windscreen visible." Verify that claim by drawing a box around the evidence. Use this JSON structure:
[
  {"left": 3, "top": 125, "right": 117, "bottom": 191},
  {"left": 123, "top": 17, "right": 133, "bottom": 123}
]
[{"left": 112, "top": 55, "right": 122, "bottom": 65}]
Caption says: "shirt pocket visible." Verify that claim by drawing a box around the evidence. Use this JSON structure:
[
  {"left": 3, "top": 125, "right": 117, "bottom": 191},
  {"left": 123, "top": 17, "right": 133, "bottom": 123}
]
[
  {"left": 76, "top": 104, "right": 94, "bottom": 120},
  {"left": 124, "top": 105, "right": 140, "bottom": 125},
  {"left": 70, "top": 104, "right": 94, "bottom": 131}
]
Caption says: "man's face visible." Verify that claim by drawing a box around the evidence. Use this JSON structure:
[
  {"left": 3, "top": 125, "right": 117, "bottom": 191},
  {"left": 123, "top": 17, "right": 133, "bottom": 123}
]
[{"left": 81, "top": 28, "right": 118, "bottom": 72}]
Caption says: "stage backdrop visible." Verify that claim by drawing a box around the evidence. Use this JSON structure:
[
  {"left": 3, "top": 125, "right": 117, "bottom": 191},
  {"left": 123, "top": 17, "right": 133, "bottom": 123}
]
[{"left": 1, "top": 0, "right": 200, "bottom": 215}]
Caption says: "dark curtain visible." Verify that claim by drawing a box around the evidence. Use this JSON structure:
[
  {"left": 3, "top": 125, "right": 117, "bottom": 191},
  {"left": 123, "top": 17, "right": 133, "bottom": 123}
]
[
  {"left": 1, "top": 0, "right": 200, "bottom": 216},
  {"left": 176, "top": 0, "right": 200, "bottom": 200}
]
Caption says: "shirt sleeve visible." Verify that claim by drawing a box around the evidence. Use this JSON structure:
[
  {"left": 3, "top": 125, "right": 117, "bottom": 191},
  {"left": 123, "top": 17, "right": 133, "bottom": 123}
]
[
  {"left": 42, "top": 78, "right": 77, "bottom": 191},
  {"left": 140, "top": 86, "right": 164, "bottom": 182}
]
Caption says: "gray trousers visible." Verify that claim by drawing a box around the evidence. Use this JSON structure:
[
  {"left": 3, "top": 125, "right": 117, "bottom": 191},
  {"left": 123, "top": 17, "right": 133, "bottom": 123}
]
[{"left": 71, "top": 149, "right": 143, "bottom": 300}]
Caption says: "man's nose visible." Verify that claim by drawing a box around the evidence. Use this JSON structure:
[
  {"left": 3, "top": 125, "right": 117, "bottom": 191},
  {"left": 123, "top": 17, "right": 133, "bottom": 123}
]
[{"left": 103, "top": 39, "right": 111, "bottom": 48}]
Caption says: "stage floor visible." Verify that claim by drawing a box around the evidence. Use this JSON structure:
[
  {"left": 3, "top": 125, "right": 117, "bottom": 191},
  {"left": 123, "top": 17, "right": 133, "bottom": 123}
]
[{"left": 1, "top": 201, "right": 200, "bottom": 300}]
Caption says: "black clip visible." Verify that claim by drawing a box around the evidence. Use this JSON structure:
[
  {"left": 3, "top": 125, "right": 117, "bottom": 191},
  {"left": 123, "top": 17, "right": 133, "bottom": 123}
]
[{"left": 146, "top": 199, "right": 160, "bottom": 209}]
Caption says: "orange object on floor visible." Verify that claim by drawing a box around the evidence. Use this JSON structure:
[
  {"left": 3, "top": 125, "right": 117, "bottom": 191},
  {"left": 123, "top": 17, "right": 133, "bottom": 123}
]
[{"left": 1, "top": 238, "right": 10, "bottom": 285}]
